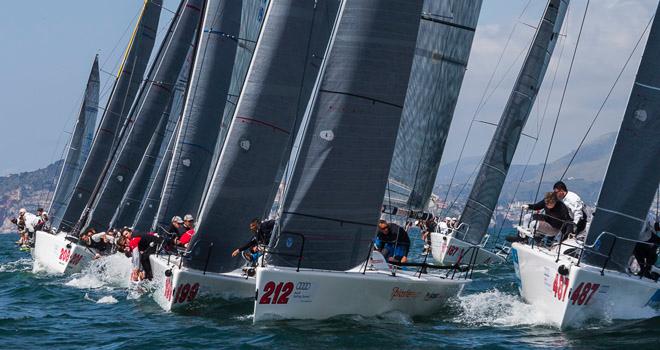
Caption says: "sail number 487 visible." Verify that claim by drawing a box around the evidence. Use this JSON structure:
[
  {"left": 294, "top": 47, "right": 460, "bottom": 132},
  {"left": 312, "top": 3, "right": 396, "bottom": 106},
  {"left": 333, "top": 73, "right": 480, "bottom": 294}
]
[{"left": 552, "top": 273, "right": 600, "bottom": 305}]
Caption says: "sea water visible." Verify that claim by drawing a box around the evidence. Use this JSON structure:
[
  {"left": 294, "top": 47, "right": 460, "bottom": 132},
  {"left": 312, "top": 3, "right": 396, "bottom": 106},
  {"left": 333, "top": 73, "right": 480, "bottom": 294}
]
[{"left": 1, "top": 233, "right": 658, "bottom": 349}]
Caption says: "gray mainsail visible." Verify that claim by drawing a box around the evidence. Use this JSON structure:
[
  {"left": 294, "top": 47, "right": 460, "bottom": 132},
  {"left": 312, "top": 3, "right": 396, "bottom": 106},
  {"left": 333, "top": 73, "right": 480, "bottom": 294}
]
[
  {"left": 110, "top": 99, "right": 173, "bottom": 228},
  {"left": 86, "top": 0, "right": 203, "bottom": 230},
  {"left": 188, "top": 0, "right": 340, "bottom": 273},
  {"left": 267, "top": 0, "right": 423, "bottom": 271},
  {"left": 459, "top": 0, "right": 568, "bottom": 245},
  {"left": 59, "top": 1, "right": 161, "bottom": 232},
  {"left": 387, "top": 0, "right": 483, "bottom": 212},
  {"left": 155, "top": 0, "right": 244, "bottom": 228},
  {"left": 111, "top": 50, "right": 193, "bottom": 229},
  {"left": 583, "top": 2, "right": 660, "bottom": 272},
  {"left": 133, "top": 122, "right": 180, "bottom": 232},
  {"left": 50, "top": 56, "right": 100, "bottom": 229}
]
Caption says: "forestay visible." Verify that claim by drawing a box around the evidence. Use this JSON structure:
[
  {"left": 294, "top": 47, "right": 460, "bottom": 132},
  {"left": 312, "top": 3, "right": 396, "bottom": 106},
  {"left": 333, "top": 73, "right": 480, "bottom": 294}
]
[
  {"left": 387, "top": 0, "right": 483, "bottom": 212},
  {"left": 188, "top": 0, "right": 340, "bottom": 273},
  {"left": 155, "top": 0, "right": 244, "bottom": 229},
  {"left": 49, "top": 56, "right": 100, "bottom": 229},
  {"left": 583, "top": 2, "right": 660, "bottom": 272},
  {"left": 59, "top": 1, "right": 161, "bottom": 233},
  {"left": 459, "top": 0, "right": 568, "bottom": 245},
  {"left": 267, "top": 0, "right": 423, "bottom": 271}
]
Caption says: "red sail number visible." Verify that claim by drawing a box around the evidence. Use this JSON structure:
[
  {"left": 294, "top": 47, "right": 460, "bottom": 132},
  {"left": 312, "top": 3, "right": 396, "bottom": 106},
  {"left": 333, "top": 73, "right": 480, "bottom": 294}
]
[
  {"left": 172, "top": 283, "right": 200, "bottom": 304},
  {"left": 259, "top": 281, "right": 294, "bottom": 304},
  {"left": 570, "top": 282, "right": 600, "bottom": 306},
  {"left": 552, "top": 273, "right": 569, "bottom": 302}
]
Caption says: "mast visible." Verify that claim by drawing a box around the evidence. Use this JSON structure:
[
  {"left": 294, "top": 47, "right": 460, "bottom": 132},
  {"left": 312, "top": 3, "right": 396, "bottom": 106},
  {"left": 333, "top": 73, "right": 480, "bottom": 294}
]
[
  {"left": 86, "top": 0, "right": 204, "bottom": 230},
  {"left": 583, "top": 2, "right": 660, "bottom": 272},
  {"left": 267, "top": 0, "right": 423, "bottom": 271},
  {"left": 58, "top": 0, "right": 162, "bottom": 233},
  {"left": 459, "top": 0, "right": 568, "bottom": 245},
  {"left": 187, "top": 0, "right": 340, "bottom": 273},
  {"left": 154, "top": 0, "right": 245, "bottom": 228},
  {"left": 49, "top": 56, "right": 100, "bottom": 229},
  {"left": 387, "top": 0, "right": 483, "bottom": 212}
]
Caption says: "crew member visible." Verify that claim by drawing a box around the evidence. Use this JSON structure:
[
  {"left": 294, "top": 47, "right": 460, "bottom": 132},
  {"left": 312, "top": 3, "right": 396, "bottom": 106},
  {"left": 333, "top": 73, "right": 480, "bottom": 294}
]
[
  {"left": 231, "top": 218, "right": 275, "bottom": 265},
  {"left": 553, "top": 181, "right": 586, "bottom": 235}
]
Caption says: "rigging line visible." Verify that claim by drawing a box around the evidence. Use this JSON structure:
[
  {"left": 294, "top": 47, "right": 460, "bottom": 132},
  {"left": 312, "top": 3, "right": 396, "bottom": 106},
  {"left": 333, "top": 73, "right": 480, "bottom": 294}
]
[
  {"left": 493, "top": 20, "right": 569, "bottom": 243},
  {"left": 559, "top": 12, "right": 654, "bottom": 181},
  {"left": 535, "top": 0, "right": 590, "bottom": 202}
]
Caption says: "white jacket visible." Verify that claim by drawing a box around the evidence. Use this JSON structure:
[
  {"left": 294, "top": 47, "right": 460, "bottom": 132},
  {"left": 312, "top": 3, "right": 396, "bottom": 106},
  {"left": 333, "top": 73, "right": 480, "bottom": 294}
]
[
  {"left": 562, "top": 191, "right": 584, "bottom": 224},
  {"left": 23, "top": 212, "right": 41, "bottom": 233}
]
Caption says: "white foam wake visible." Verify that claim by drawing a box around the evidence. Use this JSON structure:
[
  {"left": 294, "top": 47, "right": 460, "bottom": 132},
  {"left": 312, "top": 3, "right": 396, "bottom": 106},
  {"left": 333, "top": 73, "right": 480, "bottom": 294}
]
[
  {"left": 66, "top": 254, "right": 132, "bottom": 290},
  {"left": 453, "top": 289, "right": 554, "bottom": 327},
  {"left": 0, "top": 258, "right": 32, "bottom": 273}
]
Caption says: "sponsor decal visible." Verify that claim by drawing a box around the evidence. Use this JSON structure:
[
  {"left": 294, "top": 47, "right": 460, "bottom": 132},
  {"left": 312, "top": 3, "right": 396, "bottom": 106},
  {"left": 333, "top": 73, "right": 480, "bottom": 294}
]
[
  {"left": 390, "top": 287, "right": 417, "bottom": 301},
  {"left": 424, "top": 292, "right": 441, "bottom": 301}
]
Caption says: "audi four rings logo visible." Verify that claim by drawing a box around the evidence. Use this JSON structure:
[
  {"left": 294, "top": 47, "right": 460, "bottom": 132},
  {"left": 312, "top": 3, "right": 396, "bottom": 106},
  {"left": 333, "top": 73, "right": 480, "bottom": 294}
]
[{"left": 296, "top": 282, "right": 312, "bottom": 290}]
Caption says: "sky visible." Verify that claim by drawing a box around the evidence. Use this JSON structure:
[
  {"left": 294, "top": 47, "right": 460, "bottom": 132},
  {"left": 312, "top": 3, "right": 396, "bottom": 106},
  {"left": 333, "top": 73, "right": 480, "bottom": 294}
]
[{"left": 0, "top": 0, "right": 656, "bottom": 176}]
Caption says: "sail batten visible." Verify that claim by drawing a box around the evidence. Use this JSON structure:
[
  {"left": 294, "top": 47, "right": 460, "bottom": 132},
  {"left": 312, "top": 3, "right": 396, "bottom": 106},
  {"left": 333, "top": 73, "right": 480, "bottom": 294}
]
[
  {"left": 267, "top": 0, "right": 423, "bottom": 271},
  {"left": 59, "top": 1, "right": 162, "bottom": 232},
  {"left": 583, "top": 2, "right": 660, "bottom": 272},
  {"left": 459, "top": 0, "right": 568, "bottom": 245},
  {"left": 387, "top": 0, "right": 483, "bottom": 212},
  {"left": 187, "top": 0, "right": 340, "bottom": 273},
  {"left": 49, "top": 56, "right": 100, "bottom": 229}
]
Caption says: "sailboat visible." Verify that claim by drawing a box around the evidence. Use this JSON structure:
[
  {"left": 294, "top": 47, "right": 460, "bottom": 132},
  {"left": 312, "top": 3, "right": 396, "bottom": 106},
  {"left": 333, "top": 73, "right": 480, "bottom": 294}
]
[
  {"left": 511, "top": 1, "right": 660, "bottom": 329},
  {"left": 431, "top": 0, "right": 568, "bottom": 266},
  {"left": 33, "top": 0, "right": 164, "bottom": 274},
  {"left": 48, "top": 56, "right": 100, "bottom": 231},
  {"left": 253, "top": 0, "right": 472, "bottom": 322},
  {"left": 149, "top": 0, "right": 339, "bottom": 312}
]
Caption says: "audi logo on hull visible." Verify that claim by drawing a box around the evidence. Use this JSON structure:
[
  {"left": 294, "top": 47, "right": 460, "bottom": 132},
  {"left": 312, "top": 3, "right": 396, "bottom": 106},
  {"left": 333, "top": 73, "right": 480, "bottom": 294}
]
[{"left": 296, "top": 282, "right": 312, "bottom": 290}]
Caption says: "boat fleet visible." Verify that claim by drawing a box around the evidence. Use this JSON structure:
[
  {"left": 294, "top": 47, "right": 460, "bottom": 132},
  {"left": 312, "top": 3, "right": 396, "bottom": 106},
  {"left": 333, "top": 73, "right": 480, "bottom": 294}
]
[{"left": 15, "top": 0, "right": 660, "bottom": 330}]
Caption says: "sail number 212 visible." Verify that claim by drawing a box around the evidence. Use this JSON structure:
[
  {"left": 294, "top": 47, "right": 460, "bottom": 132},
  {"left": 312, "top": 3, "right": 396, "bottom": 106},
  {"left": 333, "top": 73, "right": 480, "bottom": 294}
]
[{"left": 259, "top": 281, "right": 294, "bottom": 305}]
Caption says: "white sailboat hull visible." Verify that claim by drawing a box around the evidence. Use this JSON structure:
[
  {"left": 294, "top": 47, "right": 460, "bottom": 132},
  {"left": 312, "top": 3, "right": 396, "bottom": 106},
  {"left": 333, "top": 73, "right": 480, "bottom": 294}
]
[
  {"left": 512, "top": 242, "right": 660, "bottom": 329},
  {"left": 430, "top": 232, "right": 506, "bottom": 266},
  {"left": 252, "top": 264, "right": 469, "bottom": 322},
  {"left": 150, "top": 254, "right": 255, "bottom": 312},
  {"left": 32, "top": 230, "right": 96, "bottom": 274}
]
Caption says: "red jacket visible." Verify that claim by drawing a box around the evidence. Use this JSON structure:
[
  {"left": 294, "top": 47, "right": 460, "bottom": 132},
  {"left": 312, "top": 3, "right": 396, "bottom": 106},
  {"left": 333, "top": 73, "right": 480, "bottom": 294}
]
[
  {"left": 179, "top": 229, "right": 195, "bottom": 245},
  {"left": 129, "top": 237, "right": 141, "bottom": 251}
]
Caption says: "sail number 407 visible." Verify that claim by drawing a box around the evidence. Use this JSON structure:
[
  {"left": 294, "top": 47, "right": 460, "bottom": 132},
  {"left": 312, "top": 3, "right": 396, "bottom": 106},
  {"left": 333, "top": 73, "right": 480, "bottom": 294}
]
[
  {"left": 259, "top": 281, "right": 294, "bottom": 304},
  {"left": 552, "top": 273, "right": 600, "bottom": 306}
]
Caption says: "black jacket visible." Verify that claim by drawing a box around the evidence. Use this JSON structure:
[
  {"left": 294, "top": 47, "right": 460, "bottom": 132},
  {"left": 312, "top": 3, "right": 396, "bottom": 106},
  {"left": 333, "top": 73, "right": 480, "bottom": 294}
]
[
  {"left": 238, "top": 220, "right": 275, "bottom": 252},
  {"left": 528, "top": 200, "right": 571, "bottom": 230}
]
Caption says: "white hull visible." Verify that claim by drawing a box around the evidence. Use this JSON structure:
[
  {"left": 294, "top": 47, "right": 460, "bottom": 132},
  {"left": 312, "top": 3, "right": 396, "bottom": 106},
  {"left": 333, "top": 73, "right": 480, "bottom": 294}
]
[
  {"left": 150, "top": 254, "right": 255, "bottom": 312},
  {"left": 512, "top": 242, "right": 660, "bottom": 329},
  {"left": 32, "top": 230, "right": 96, "bottom": 274},
  {"left": 430, "top": 232, "right": 506, "bottom": 266},
  {"left": 253, "top": 262, "right": 469, "bottom": 322}
]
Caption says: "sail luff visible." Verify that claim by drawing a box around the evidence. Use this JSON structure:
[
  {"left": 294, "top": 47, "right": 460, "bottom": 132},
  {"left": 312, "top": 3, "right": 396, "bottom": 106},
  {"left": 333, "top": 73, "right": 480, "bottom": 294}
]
[
  {"left": 187, "top": 0, "right": 340, "bottom": 273},
  {"left": 58, "top": 1, "right": 162, "bottom": 232},
  {"left": 583, "top": 2, "right": 660, "bottom": 272},
  {"left": 387, "top": 0, "right": 483, "bottom": 212},
  {"left": 86, "top": 0, "right": 204, "bottom": 230},
  {"left": 49, "top": 56, "right": 100, "bottom": 229},
  {"left": 459, "top": 0, "right": 568, "bottom": 245},
  {"left": 267, "top": 0, "right": 424, "bottom": 271}
]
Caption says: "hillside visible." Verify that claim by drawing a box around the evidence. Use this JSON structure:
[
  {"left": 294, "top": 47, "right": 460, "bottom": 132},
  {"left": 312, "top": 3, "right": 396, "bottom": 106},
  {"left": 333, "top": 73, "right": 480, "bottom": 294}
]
[{"left": 0, "top": 160, "right": 61, "bottom": 233}]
